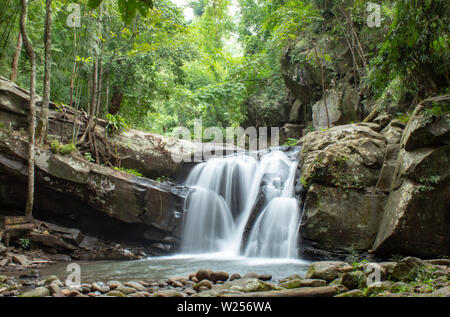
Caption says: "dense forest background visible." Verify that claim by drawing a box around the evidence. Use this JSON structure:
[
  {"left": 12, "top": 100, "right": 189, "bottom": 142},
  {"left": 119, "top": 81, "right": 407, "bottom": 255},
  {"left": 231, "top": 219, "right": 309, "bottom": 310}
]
[{"left": 0, "top": 0, "right": 448, "bottom": 138}]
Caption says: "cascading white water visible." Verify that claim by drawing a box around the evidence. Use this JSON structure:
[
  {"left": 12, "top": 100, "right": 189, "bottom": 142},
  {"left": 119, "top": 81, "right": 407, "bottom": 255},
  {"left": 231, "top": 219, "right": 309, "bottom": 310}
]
[{"left": 181, "top": 148, "right": 302, "bottom": 258}]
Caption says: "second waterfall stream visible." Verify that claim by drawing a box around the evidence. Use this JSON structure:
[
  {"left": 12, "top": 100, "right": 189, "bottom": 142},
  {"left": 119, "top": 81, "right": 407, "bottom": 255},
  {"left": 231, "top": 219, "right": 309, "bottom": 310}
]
[{"left": 181, "top": 147, "right": 302, "bottom": 258}]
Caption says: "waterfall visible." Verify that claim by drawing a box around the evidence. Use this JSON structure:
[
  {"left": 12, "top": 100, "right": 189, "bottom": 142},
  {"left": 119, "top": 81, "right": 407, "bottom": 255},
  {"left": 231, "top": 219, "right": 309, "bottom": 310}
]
[{"left": 181, "top": 147, "right": 302, "bottom": 258}]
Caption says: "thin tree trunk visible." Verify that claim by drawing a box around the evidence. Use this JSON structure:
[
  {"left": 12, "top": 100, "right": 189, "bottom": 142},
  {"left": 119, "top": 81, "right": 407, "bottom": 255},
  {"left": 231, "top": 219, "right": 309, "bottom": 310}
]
[
  {"left": 90, "top": 58, "right": 98, "bottom": 117},
  {"left": 10, "top": 31, "right": 22, "bottom": 81},
  {"left": 104, "top": 70, "right": 109, "bottom": 116},
  {"left": 90, "top": 6, "right": 102, "bottom": 117},
  {"left": 37, "top": 0, "right": 52, "bottom": 144},
  {"left": 68, "top": 14, "right": 79, "bottom": 108},
  {"left": 20, "top": 0, "right": 36, "bottom": 217},
  {"left": 96, "top": 42, "right": 103, "bottom": 117}
]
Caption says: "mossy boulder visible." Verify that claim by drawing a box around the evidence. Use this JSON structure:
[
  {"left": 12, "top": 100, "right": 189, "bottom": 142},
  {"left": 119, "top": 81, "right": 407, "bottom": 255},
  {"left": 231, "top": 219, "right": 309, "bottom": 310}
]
[
  {"left": 364, "top": 281, "right": 393, "bottom": 296},
  {"left": 106, "top": 290, "right": 126, "bottom": 297},
  {"left": 335, "top": 289, "right": 365, "bottom": 297},
  {"left": 19, "top": 287, "right": 50, "bottom": 297},
  {"left": 390, "top": 257, "right": 426, "bottom": 281},
  {"left": 214, "top": 278, "right": 279, "bottom": 293},
  {"left": 305, "top": 261, "right": 352, "bottom": 283},
  {"left": 341, "top": 271, "right": 367, "bottom": 290},
  {"left": 299, "top": 123, "right": 386, "bottom": 190},
  {"left": 0, "top": 129, "right": 185, "bottom": 251}
]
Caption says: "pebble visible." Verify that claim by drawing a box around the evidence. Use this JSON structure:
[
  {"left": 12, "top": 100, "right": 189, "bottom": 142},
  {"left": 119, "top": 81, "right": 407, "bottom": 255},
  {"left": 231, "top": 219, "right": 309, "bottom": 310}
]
[
  {"left": 106, "top": 280, "right": 122, "bottom": 290},
  {"left": 106, "top": 290, "right": 126, "bottom": 297},
  {"left": 116, "top": 286, "right": 137, "bottom": 295},
  {"left": 196, "top": 269, "right": 213, "bottom": 281},
  {"left": 44, "top": 275, "right": 59, "bottom": 285},
  {"left": 210, "top": 271, "right": 229, "bottom": 283},
  {"left": 194, "top": 280, "right": 213, "bottom": 291},
  {"left": 124, "top": 281, "right": 146, "bottom": 292},
  {"left": 172, "top": 281, "right": 184, "bottom": 288},
  {"left": 92, "top": 282, "right": 110, "bottom": 293},
  {"left": 258, "top": 273, "right": 272, "bottom": 281},
  {"left": 61, "top": 289, "right": 80, "bottom": 297},
  {"left": 47, "top": 283, "right": 61, "bottom": 295}
]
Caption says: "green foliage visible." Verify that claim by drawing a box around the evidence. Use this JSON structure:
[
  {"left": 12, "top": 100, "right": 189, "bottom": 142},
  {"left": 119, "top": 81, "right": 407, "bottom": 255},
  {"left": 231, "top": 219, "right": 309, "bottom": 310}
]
[
  {"left": 406, "top": 265, "right": 440, "bottom": 292},
  {"left": 59, "top": 143, "right": 76, "bottom": 155},
  {"left": 88, "top": 0, "right": 154, "bottom": 25},
  {"left": 156, "top": 175, "right": 167, "bottom": 183},
  {"left": 18, "top": 238, "right": 30, "bottom": 250},
  {"left": 50, "top": 140, "right": 60, "bottom": 154},
  {"left": 50, "top": 140, "right": 76, "bottom": 155},
  {"left": 424, "top": 102, "right": 450, "bottom": 118},
  {"left": 351, "top": 259, "right": 369, "bottom": 269},
  {"left": 417, "top": 175, "right": 440, "bottom": 193},
  {"left": 396, "top": 113, "right": 410, "bottom": 124},
  {"left": 113, "top": 166, "right": 143, "bottom": 177},
  {"left": 369, "top": 0, "right": 450, "bottom": 99},
  {"left": 283, "top": 138, "right": 298, "bottom": 147},
  {"left": 106, "top": 114, "right": 128, "bottom": 136},
  {"left": 84, "top": 152, "right": 95, "bottom": 162}
]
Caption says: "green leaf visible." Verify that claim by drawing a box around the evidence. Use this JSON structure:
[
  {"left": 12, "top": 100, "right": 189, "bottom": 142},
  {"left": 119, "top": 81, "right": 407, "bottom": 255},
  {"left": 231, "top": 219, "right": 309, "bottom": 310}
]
[
  {"left": 118, "top": 0, "right": 137, "bottom": 25},
  {"left": 87, "top": 0, "right": 102, "bottom": 9}
]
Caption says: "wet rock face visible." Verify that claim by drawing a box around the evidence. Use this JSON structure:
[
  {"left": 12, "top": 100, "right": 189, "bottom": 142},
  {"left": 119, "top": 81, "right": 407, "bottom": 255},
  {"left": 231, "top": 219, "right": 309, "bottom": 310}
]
[{"left": 0, "top": 130, "right": 185, "bottom": 252}]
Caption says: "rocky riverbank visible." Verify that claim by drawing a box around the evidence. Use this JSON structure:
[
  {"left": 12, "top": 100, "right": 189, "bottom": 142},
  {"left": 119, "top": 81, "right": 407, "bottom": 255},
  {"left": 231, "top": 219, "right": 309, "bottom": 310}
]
[{"left": 1, "top": 256, "right": 448, "bottom": 298}]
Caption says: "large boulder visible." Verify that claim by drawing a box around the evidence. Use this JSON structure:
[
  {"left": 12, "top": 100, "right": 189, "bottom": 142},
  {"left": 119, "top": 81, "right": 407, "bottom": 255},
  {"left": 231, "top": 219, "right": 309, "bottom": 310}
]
[
  {"left": 400, "top": 102, "right": 450, "bottom": 151},
  {"left": 301, "top": 184, "right": 387, "bottom": 251},
  {"left": 372, "top": 101, "right": 450, "bottom": 258},
  {"left": 288, "top": 99, "right": 306, "bottom": 124},
  {"left": 299, "top": 123, "right": 386, "bottom": 190},
  {"left": 0, "top": 129, "right": 185, "bottom": 252},
  {"left": 213, "top": 278, "right": 279, "bottom": 293},
  {"left": 304, "top": 261, "right": 353, "bottom": 283},
  {"left": 312, "top": 83, "right": 360, "bottom": 130},
  {"left": 372, "top": 178, "right": 450, "bottom": 257},
  {"left": 298, "top": 123, "right": 387, "bottom": 252}
]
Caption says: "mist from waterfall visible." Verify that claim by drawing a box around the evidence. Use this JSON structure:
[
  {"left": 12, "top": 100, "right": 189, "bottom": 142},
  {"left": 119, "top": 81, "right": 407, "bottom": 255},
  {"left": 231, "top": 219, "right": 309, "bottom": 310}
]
[{"left": 181, "top": 148, "right": 302, "bottom": 258}]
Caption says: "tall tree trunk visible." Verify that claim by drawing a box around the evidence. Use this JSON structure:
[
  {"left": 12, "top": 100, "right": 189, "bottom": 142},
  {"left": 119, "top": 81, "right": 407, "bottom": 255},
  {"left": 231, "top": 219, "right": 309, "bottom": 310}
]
[
  {"left": 104, "top": 70, "right": 109, "bottom": 117},
  {"left": 96, "top": 39, "right": 104, "bottom": 117},
  {"left": 20, "top": 0, "right": 36, "bottom": 217},
  {"left": 37, "top": 0, "right": 52, "bottom": 144},
  {"left": 10, "top": 31, "right": 22, "bottom": 82},
  {"left": 90, "top": 6, "right": 102, "bottom": 117},
  {"left": 90, "top": 57, "right": 98, "bottom": 117}
]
